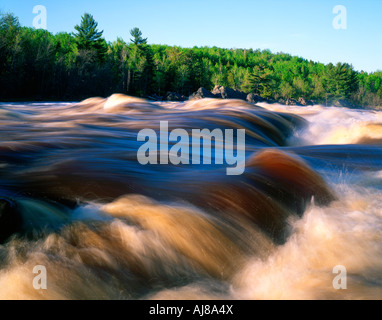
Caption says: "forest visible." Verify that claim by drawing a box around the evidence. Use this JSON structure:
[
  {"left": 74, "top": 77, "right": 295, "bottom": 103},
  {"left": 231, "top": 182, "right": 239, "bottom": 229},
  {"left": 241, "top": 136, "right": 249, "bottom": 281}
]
[{"left": 1, "top": 12, "right": 381, "bottom": 108}]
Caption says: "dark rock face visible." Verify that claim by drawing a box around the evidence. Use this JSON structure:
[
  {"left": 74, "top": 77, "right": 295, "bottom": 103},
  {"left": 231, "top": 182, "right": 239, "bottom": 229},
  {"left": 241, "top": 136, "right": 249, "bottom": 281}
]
[
  {"left": 298, "top": 97, "right": 307, "bottom": 106},
  {"left": 286, "top": 98, "right": 299, "bottom": 106},
  {"left": 278, "top": 97, "right": 315, "bottom": 106},
  {"left": 212, "top": 86, "right": 247, "bottom": 100},
  {"left": 247, "top": 93, "right": 266, "bottom": 104},
  {"left": 188, "top": 86, "right": 317, "bottom": 107},
  {"left": 0, "top": 198, "right": 22, "bottom": 243},
  {"left": 189, "top": 87, "right": 216, "bottom": 100},
  {"left": 298, "top": 97, "right": 314, "bottom": 106},
  {"left": 165, "top": 92, "right": 186, "bottom": 101}
]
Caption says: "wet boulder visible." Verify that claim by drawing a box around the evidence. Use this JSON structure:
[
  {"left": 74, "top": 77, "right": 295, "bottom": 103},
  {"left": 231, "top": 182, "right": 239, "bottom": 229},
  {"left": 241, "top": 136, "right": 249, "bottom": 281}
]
[
  {"left": 286, "top": 98, "right": 300, "bottom": 106},
  {"left": 247, "top": 93, "right": 266, "bottom": 104},
  {"left": 189, "top": 87, "right": 216, "bottom": 100},
  {"left": 165, "top": 92, "right": 186, "bottom": 102},
  {"left": 298, "top": 97, "right": 314, "bottom": 106},
  {"left": 212, "top": 86, "right": 247, "bottom": 100}
]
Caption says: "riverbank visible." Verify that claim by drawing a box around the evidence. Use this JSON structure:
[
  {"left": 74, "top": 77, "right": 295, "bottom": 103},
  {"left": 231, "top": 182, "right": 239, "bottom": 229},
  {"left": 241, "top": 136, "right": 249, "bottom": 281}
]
[{"left": 148, "top": 85, "right": 380, "bottom": 110}]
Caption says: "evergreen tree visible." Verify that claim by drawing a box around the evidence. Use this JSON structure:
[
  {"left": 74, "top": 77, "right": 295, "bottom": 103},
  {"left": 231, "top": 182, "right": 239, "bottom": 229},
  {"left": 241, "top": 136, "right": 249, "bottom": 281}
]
[
  {"left": 130, "top": 27, "right": 147, "bottom": 45},
  {"left": 0, "top": 12, "right": 20, "bottom": 31},
  {"left": 1, "top": 12, "right": 381, "bottom": 107},
  {"left": 249, "top": 64, "right": 273, "bottom": 97},
  {"left": 0, "top": 13, "right": 22, "bottom": 97},
  {"left": 73, "top": 13, "right": 107, "bottom": 61},
  {"left": 324, "top": 63, "right": 358, "bottom": 102}
]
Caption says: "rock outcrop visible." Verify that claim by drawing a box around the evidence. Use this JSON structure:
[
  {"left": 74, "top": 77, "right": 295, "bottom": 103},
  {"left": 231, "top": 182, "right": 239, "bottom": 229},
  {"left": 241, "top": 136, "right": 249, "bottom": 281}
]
[
  {"left": 247, "top": 93, "right": 266, "bottom": 104},
  {"left": 212, "top": 86, "right": 247, "bottom": 100},
  {"left": 188, "top": 86, "right": 320, "bottom": 107},
  {"left": 165, "top": 92, "right": 186, "bottom": 101},
  {"left": 298, "top": 97, "right": 314, "bottom": 106},
  {"left": 189, "top": 87, "right": 216, "bottom": 100}
]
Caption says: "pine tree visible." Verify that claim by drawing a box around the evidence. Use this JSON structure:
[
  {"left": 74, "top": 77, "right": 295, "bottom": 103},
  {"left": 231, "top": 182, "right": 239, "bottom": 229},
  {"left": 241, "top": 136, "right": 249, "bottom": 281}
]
[
  {"left": 130, "top": 27, "right": 147, "bottom": 45},
  {"left": 74, "top": 13, "right": 107, "bottom": 61},
  {"left": 0, "top": 12, "right": 20, "bottom": 31},
  {"left": 324, "top": 62, "right": 358, "bottom": 102},
  {"left": 249, "top": 64, "right": 273, "bottom": 97}
]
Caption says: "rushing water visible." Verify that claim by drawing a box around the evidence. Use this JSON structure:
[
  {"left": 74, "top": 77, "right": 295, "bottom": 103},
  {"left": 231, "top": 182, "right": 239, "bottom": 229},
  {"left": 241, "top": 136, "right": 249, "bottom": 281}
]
[{"left": 0, "top": 95, "right": 381, "bottom": 300}]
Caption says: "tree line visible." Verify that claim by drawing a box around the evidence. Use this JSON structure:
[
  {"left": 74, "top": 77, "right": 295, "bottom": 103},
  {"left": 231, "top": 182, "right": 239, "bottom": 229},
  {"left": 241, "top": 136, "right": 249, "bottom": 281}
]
[{"left": 1, "top": 12, "right": 381, "bottom": 107}]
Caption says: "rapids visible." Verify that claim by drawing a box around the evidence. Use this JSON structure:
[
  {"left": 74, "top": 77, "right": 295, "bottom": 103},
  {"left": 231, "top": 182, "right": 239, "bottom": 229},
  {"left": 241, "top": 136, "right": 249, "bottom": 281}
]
[{"left": 0, "top": 95, "right": 381, "bottom": 300}]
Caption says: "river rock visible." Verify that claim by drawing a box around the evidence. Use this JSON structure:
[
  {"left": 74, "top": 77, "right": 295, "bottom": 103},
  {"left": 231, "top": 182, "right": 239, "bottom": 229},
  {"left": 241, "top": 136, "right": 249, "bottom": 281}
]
[
  {"left": 212, "top": 86, "right": 247, "bottom": 100},
  {"left": 286, "top": 98, "right": 298, "bottom": 106},
  {"left": 189, "top": 87, "right": 215, "bottom": 100},
  {"left": 298, "top": 97, "right": 314, "bottom": 106},
  {"left": 247, "top": 93, "right": 266, "bottom": 104},
  {"left": 165, "top": 92, "right": 185, "bottom": 101}
]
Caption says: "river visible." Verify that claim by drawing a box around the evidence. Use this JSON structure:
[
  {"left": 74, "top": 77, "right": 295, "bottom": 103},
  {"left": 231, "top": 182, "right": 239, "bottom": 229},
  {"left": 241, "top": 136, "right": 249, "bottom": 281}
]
[{"left": 0, "top": 95, "right": 381, "bottom": 299}]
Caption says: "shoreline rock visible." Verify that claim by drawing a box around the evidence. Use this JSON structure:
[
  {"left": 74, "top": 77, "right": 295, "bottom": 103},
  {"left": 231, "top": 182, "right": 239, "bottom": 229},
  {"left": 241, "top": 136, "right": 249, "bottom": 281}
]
[
  {"left": 212, "top": 86, "right": 247, "bottom": 100},
  {"left": 166, "top": 92, "right": 187, "bottom": 102},
  {"left": 247, "top": 93, "right": 265, "bottom": 104},
  {"left": 186, "top": 87, "right": 361, "bottom": 109},
  {"left": 189, "top": 87, "right": 216, "bottom": 100}
]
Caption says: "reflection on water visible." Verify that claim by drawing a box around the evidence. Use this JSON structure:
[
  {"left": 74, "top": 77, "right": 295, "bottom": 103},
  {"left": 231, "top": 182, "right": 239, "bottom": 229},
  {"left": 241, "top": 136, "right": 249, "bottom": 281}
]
[{"left": 0, "top": 95, "right": 381, "bottom": 299}]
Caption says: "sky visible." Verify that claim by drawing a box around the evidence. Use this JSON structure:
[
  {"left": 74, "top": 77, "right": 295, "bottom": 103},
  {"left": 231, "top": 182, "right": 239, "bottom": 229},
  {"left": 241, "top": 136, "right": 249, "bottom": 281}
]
[{"left": 1, "top": 0, "right": 381, "bottom": 73}]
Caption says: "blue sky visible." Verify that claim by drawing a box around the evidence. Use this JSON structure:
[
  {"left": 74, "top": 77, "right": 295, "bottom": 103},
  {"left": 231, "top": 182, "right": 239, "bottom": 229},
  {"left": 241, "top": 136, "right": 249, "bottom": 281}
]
[{"left": 1, "top": 0, "right": 381, "bottom": 73}]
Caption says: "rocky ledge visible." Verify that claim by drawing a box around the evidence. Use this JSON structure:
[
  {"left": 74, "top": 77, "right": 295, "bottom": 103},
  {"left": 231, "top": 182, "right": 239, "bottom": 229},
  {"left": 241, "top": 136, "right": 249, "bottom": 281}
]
[
  {"left": 148, "top": 86, "right": 359, "bottom": 108},
  {"left": 188, "top": 86, "right": 315, "bottom": 106}
]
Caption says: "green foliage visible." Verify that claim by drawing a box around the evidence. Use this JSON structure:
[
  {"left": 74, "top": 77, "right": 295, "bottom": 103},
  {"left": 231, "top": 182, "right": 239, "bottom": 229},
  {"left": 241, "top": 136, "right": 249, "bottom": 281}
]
[
  {"left": 323, "top": 62, "right": 359, "bottom": 101},
  {"left": 0, "top": 12, "right": 20, "bottom": 31},
  {"left": 130, "top": 27, "right": 147, "bottom": 45},
  {"left": 73, "top": 13, "right": 107, "bottom": 61},
  {"left": 0, "top": 12, "right": 381, "bottom": 108},
  {"left": 249, "top": 64, "right": 274, "bottom": 98}
]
